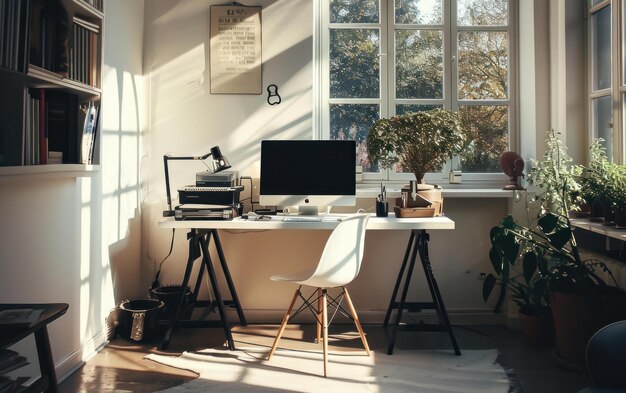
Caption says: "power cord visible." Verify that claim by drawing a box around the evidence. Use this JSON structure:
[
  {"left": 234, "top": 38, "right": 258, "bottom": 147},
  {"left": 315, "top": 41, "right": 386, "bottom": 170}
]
[
  {"left": 239, "top": 176, "right": 258, "bottom": 213},
  {"left": 151, "top": 228, "right": 176, "bottom": 289}
]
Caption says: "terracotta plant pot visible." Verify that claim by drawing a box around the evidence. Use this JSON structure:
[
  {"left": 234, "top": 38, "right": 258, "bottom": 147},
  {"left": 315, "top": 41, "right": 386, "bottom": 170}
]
[
  {"left": 550, "top": 290, "right": 626, "bottom": 367},
  {"left": 518, "top": 311, "right": 554, "bottom": 348},
  {"left": 614, "top": 206, "right": 626, "bottom": 229}
]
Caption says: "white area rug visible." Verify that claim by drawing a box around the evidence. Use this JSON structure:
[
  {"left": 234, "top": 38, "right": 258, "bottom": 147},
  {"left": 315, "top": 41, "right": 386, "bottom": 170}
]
[{"left": 146, "top": 347, "right": 510, "bottom": 392}]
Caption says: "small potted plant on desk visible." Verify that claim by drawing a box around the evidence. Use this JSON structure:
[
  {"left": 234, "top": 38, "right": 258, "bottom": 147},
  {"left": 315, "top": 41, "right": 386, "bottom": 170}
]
[
  {"left": 366, "top": 108, "right": 465, "bottom": 217},
  {"left": 484, "top": 130, "right": 626, "bottom": 368}
]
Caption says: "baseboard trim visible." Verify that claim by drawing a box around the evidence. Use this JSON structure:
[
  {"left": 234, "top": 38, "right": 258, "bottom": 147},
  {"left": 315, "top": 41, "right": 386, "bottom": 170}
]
[{"left": 56, "top": 329, "right": 108, "bottom": 384}]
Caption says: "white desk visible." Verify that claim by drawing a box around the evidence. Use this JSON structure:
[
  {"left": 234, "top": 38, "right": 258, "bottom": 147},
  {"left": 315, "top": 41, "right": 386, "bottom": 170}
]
[
  {"left": 158, "top": 213, "right": 460, "bottom": 355},
  {"left": 159, "top": 214, "right": 455, "bottom": 231}
]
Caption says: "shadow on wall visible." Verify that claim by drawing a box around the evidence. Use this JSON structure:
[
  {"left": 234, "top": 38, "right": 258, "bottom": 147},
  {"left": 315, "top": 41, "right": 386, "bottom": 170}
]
[{"left": 108, "top": 208, "right": 144, "bottom": 303}]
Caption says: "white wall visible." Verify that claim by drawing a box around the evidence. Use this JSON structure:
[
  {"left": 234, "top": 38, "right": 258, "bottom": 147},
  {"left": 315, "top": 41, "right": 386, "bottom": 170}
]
[
  {"left": 141, "top": 0, "right": 509, "bottom": 325},
  {"left": 0, "top": 0, "right": 146, "bottom": 383}
]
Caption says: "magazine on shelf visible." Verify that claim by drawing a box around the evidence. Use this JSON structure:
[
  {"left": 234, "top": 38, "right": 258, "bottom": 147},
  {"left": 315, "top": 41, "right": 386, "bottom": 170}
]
[
  {"left": 0, "top": 308, "right": 42, "bottom": 327},
  {"left": 80, "top": 102, "right": 98, "bottom": 164}
]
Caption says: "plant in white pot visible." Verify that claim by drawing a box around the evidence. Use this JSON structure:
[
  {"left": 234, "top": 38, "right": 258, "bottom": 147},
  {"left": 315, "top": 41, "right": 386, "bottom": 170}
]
[{"left": 366, "top": 109, "right": 465, "bottom": 215}]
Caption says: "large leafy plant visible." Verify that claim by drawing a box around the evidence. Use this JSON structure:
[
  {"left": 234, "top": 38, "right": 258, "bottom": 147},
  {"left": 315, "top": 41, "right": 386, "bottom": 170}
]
[
  {"left": 483, "top": 130, "right": 618, "bottom": 313},
  {"left": 366, "top": 108, "right": 465, "bottom": 184}
]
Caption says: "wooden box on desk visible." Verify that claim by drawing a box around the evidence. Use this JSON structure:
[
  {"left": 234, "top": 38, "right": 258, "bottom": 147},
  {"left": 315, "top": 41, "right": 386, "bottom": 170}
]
[{"left": 394, "top": 187, "right": 443, "bottom": 217}]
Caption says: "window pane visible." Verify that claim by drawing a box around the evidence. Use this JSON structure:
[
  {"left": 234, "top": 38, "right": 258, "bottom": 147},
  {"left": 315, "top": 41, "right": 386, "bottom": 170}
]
[
  {"left": 330, "top": 104, "right": 380, "bottom": 171},
  {"left": 592, "top": 6, "right": 611, "bottom": 91},
  {"left": 330, "top": 29, "right": 380, "bottom": 98},
  {"left": 591, "top": 0, "right": 604, "bottom": 7},
  {"left": 396, "top": 104, "right": 441, "bottom": 115},
  {"left": 396, "top": 30, "right": 443, "bottom": 99},
  {"left": 330, "top": 0, "right": 379, "bottom": 23},
  {"left": 459, "top": 105, "right": 508, "bottom": 172},
  {"left": 458, "top": 31, "right": 508, "bottom": 99},
  {"left": 458, "top": 0, "right": 507, "bottom": 26},
  {"left": 395, "top": 0, "right": 442, "bottom": 25},
  {"left": 592, "top": 95, "right": 613, "bottom": 161}
]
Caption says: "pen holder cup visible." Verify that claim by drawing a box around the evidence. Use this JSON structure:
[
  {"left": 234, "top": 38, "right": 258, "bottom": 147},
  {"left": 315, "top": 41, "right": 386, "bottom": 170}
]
[{"left": 376, "top": 201, "right": 388, "bottom": 217}]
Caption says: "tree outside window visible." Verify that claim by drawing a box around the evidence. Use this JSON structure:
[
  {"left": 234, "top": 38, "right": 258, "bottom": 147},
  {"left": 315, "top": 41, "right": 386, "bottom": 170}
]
[{"left": 323, "top": 0, "right": 514, "bottom": 178}]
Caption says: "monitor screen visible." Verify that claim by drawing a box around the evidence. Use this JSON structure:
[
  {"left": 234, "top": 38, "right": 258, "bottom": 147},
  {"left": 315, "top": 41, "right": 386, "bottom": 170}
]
[{"left": 259, "top": 140, "right": 356, "bottom": 213}]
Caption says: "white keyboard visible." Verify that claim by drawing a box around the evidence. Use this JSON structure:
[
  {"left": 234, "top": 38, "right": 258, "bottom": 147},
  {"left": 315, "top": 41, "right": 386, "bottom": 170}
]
[{"left": 282, "top": 216, "right": 323, "bottom": 222}]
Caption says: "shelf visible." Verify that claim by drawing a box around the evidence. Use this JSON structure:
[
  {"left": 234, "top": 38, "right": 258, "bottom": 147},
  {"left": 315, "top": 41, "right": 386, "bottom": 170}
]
[
  {"left": 356, "top": 187, "right": 514, "bottom": 199},
  {"left": 0, "top": 164, "right": 100, "bottom": 180},
  {"left": 27, "top": 65, "right": 101, "bottom": 98},
  {"left": 571, "top": 219, "right": 626, "bottom": 242},
  {"left": 67, "top": 0, "right": 104, "bottom": 20}
]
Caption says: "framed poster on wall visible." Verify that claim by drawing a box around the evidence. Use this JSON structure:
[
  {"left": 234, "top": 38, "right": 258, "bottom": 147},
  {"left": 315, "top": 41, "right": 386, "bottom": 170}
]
[{"left": 210, "top": 5, "right": 262, "bottom": 94}]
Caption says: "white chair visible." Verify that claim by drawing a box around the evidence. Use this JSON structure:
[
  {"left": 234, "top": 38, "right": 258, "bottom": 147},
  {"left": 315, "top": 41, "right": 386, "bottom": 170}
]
[{"left": 266, "top": 214, "right": 371, "bottom": 377}]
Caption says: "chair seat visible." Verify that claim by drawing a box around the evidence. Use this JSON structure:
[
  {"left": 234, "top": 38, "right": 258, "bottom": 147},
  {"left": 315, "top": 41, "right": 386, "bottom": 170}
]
[{"left": 270, "top": 267, "right": 315, "bottom": 283}]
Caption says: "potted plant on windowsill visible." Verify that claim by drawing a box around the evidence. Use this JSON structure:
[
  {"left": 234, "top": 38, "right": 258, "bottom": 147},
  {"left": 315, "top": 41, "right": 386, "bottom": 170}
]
[
  {"left": 367, "top": 108, "right": 465, "bottom": 186},
  {"left": 483, "top": 129, "right": 626, "bottom": 367},
  {"left": 366, "top": 108, "right": 465, "bottom": 215},
  {"left": 580, "top": 139, "right": 626, "bottom": 227}
]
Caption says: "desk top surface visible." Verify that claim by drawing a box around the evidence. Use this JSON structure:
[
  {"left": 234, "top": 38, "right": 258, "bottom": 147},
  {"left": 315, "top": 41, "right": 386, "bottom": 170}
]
[{"left": 158, "top": 214, "right": 454, "bottom": 230}]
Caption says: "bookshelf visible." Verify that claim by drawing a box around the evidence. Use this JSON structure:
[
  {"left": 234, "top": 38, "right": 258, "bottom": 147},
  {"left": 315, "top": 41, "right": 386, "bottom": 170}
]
[{"left": 0, "top": 0, "right": 104, "bottom": 177}]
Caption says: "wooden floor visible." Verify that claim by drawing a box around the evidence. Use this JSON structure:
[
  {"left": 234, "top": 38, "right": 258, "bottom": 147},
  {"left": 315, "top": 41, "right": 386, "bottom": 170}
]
[{"left": 57, "top": 323, "right": 591, "bottom": 393}]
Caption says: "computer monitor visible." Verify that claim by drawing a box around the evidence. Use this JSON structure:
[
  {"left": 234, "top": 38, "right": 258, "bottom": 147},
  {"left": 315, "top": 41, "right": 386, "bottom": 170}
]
[{"left": 259, "top": 140, "right": 356, "bottom": 215}]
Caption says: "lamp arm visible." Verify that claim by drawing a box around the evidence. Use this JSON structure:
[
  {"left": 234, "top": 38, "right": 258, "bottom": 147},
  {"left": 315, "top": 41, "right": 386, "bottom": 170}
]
[
  {"left": 162, "top": 152, "right": 216, "bottom": 217},
  {"left": 163, "top": 155, "right": 174, "bottom": 216}
]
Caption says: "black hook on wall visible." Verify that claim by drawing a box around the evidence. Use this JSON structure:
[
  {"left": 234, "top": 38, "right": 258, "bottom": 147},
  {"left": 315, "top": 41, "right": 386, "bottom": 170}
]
[{"left": 267, "top": 84, "right": 281, "bottom": 105}]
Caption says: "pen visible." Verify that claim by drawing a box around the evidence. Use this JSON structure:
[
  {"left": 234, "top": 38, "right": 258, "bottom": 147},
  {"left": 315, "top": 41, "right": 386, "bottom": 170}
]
[{"left": 382, "top": 186, "right": 386, "bottom": 202}]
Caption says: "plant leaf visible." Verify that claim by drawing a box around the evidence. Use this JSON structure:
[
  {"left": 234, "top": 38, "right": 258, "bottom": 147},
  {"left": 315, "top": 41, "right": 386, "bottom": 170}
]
[
  {"left": 489, "top": 247, "right": 503, "bottom": 274},
  {"left": 538, "top": 213, "right": 559, "bottom": 233},
  {"left": 482, "top": 274, "right": 497, "bottom": 302},
  {"left": 547, "top": 227, "right": 572, "bottom": 249},
  {"left": 522, "top": 251, "right": 538, "bottom": 284}
]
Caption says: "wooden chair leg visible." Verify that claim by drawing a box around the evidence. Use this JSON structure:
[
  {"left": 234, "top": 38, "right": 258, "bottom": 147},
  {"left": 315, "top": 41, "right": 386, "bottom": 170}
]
[
  {"left": 343, "top": 287, "right": 371, "bottom": 356},
  {"left": 267, "top": 287, "right": 301, "bottom": 360},
  {"left": 322, "top": 289, "right": 329, "bottom": 378},
  {"left": 316, "top": 288, "right": 322, "bottom": 344}
]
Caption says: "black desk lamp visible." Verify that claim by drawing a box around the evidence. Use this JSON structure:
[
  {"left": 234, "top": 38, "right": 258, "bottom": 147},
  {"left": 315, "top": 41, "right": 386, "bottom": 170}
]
[{"left": 163, "top": 146, "right": 232, "bottom": 217}]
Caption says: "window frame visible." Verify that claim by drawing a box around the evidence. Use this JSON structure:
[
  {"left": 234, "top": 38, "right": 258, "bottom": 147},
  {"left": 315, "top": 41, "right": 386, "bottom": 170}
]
[
  {"left": 588, "top": 0, "right": 625, "bottom": 164},
  {"left": 317, "top": 0, "right": 516, "bottom": 186}
]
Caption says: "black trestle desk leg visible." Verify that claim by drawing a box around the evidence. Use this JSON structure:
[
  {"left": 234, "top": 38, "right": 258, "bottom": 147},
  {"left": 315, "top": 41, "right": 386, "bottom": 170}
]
[
  {"left": 211, "top": 229, "right": 247, "bottom": 326},
  {"left": 383, "top": 231, "right": 416, "bottom": 327},
  {"left": 387, "top": 232, "right": 420, "bottom": 355},
  {"left": 200, "top": 234, "right": 236, "bottom": 350},
  {"left": 161, "top": 231, "right": 198, "bottom": 350},
  {"left": 417, "top": 231, "right": 461, "bottom": 355}
]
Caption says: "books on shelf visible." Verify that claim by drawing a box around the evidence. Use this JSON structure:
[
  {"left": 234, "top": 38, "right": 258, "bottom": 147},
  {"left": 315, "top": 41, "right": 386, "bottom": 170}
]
[
  {"left": 21, "top": 89, "right": 85, "bottom": 165},
  {"left": 0, "top": 308, "right": 42, "bottom": 327},
  {"left": 71, "top": 16, "right": 99, "bottom": 87},
  {"left": 0, "top": 0, "right": 31, "bottom": 72},
  {"left": 0, "top": 349, "right": 28, "bottom": 375}
]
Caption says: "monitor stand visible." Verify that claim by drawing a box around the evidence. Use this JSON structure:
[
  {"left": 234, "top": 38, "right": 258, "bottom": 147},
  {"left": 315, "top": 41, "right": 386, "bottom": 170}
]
[{"left": 297, "top": 206, "right": 319, "bottom": 216}]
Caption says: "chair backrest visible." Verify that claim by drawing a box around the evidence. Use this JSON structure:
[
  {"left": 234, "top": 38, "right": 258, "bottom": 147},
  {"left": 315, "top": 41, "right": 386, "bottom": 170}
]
[
  {"left": 586, "top": 320, "right": 626, "bottom": 389},
  {"left": 299, "top": 214, "right": 369, "bottom": 288}
]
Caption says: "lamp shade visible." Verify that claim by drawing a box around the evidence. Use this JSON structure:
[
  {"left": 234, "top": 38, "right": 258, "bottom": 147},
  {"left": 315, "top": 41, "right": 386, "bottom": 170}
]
[{"left": 210, "top": 146, "right": 231, "bottom": 173}]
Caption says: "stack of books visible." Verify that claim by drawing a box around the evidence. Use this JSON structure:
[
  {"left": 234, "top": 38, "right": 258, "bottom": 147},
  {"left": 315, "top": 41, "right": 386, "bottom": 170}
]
[
  {"left": 0, "top": 308, "right": 42, "bottom": 392},
  {"left": 0, "top": 349, "right": 29, "bottom": 392}
]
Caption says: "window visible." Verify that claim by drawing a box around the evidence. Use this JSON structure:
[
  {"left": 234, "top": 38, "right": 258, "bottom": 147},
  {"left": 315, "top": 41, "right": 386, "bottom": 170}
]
[
  {"left": 320, "top": 0, "right": 515, "bottom": 182},
  {"left": 588, "top": 0, "right": 625, "bottom": 163}
]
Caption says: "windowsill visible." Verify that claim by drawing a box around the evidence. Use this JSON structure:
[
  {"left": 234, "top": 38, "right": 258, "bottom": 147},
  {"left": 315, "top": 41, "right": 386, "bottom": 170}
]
[{"left": 356, "top": 183, "right": 515, "bottom": 199}]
